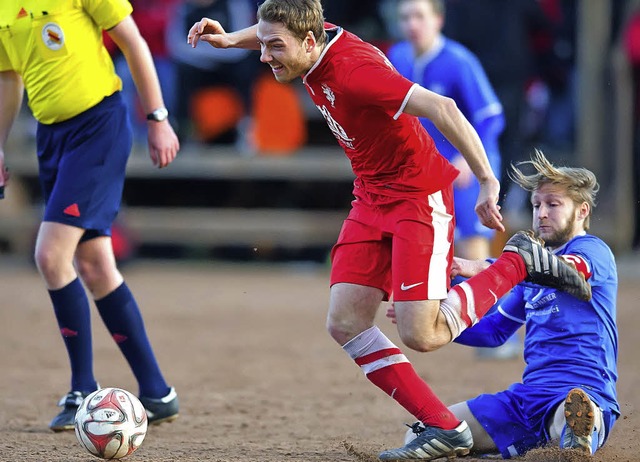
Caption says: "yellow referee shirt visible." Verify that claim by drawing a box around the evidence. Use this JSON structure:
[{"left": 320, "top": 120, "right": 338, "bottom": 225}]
[{"left": 0, "top": 0, "right": 132, "bottom": 124}]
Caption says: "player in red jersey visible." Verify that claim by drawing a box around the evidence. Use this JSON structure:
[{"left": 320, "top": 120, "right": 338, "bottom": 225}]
[{"left": 187, "top": 1, "right": 590, "bottom": 459}]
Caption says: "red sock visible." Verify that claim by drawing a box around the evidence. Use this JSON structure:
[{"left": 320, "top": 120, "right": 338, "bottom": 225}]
[
  {"left": 440, "top": 252, "right": 527, "bottom": 339},
  {"left": 365, "top": 360, "right": 460, "bottom": 429},
  {"left": 344, "top": 327, "right": 459, "bottom": 430},
  {"left": 450, "top": 252, "right": 527, "bottom": 327}
]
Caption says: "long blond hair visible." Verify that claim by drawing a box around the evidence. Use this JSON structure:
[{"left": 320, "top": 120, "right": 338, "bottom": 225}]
[{"left": 509, "top": 149, "right": 599, "bottom": 230}]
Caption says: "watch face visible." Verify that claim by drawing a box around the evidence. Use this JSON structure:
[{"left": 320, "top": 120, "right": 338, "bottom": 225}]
[{"left": 148, "top": 108, "right": 168, "bottom": 121}]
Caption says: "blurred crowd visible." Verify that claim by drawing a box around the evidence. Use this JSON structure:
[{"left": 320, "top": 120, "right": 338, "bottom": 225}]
[
  {"left": 101, "top": 1, "right": 637, "bottom": 156},
  {"left": 11, "top": 0, "right": 640, "bottom": 249}
]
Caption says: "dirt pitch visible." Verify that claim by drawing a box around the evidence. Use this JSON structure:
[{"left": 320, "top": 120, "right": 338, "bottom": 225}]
[{"left": 0, "top": 257, "right": 638, "bottom": 462}]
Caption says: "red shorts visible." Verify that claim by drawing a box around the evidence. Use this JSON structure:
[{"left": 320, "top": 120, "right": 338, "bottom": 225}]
[{"left": 330, "top": 185, "right": 455, "bottom": 301}]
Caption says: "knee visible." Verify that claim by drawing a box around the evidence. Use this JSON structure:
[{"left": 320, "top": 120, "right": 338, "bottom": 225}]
[
  {"left": 326, "top": 316, "right": 348, "bottom": 344},
  {"left": 326, "top": 314, "right": 366, "bottom": 346},
  {"left": 399, "top": 330, "right": 447, "bottom": 353},
  {"left": 34, "top": 245, "right": 63, "bottom": 279},
  {"left": 75, "top": 257, "right": 111, "bottom": 293}
]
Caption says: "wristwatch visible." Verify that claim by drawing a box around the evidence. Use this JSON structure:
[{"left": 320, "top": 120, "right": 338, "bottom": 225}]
[{"left": 146, "top": 107, "right": 169, "bottom": 122}]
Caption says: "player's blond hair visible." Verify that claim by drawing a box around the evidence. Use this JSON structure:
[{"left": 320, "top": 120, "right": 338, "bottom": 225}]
[
  {"left": 509, "top": 149, "right": 599, "bottom": 230},
  {"left": 258, "top": 0, "right": 327, "bottom": 46}
]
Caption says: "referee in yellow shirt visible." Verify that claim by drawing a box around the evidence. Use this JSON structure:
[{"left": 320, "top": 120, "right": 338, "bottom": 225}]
[{"left": 0, "top": 0, "right": 179, "bottom": 431}]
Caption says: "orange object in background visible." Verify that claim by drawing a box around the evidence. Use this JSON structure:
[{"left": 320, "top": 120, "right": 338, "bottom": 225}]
[
  {"left": 188, "top": 74, "right": 307, "bottom": 153},
  {"left": 190, "top": 87, "right": 244, "bottom": 143},
  {"left": 252, "top": 73, "right": 307, "bottom": 156}
]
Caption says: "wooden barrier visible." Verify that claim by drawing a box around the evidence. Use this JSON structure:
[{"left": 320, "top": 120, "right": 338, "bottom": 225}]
[{"left": 0, "top": 147, "right": 352, "bottom": 255}]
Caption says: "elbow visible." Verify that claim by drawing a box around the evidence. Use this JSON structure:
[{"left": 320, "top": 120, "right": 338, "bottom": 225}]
[
  {"left": 438, "top": 96, "right": 460, "bottom": 121},
  {"left": 428, "top": 95, "right": 461, "bottom": 131}
]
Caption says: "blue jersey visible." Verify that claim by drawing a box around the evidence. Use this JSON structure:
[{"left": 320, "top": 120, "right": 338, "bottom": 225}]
[
  {"left": 388, "top": 36, "right": 505, "bottom": 240},
  {"left": 457, "top": 233, "right": 619, "bottom": 416},
  {"left": 387, "top": 36, "right": 504, "bottom": 172}
]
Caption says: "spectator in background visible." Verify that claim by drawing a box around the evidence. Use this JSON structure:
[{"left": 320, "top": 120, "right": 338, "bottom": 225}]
[
  {"left": 388, "top": 0, "right": 520, "bottom": 360},
  {"left": 166, "top": 0, "right": 260, "bottom": 146},
  {"left": 388, "top": 0, "right": 504, "bottom": 261}
]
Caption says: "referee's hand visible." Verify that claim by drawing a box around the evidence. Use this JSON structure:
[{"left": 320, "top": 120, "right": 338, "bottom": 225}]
[
  {"left": 0, "top": 152, "right": 9, "bottom": 199},
  {"left": 147, "top": 120, "right": 180, "bottom": 169}
]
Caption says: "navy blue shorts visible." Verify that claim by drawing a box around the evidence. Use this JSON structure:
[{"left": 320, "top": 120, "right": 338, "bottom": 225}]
[{"left": 36, "top": 92, "right": 133, "bottom": 241}]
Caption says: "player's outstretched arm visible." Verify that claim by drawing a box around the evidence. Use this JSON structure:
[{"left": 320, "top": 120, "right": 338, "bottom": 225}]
[
  {"left": 404, "top": 86, "right": 504, "bottom": 231},
  {"left": 188, "top": 19, "right": 260, "bottom": 51},
  {"left": 108, "top": 16, "right": 179, "bottom": 169}
]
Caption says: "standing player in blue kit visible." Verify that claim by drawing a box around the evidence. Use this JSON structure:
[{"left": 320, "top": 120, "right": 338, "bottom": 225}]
[
  {"left": 388, "top": 0, "right": 523, "bottom": 361},
  {"left": 388, "top": 0, "right": 504, "bottom": 262}
]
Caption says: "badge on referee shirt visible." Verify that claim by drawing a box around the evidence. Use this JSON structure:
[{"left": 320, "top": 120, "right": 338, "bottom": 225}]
[{"left": 41, "top": 23, "right": 65, "bottom": 51}]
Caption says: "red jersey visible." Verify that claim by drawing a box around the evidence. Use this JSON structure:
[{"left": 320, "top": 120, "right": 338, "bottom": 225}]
[{"left": 302, "top": 26, "right": 459, "bottom": 198}]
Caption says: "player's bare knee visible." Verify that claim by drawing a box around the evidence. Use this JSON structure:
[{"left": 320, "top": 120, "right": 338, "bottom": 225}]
[
  {"left": 34, "top": 246, "right": 60, "bottom": 279},
  {"left": 326, "top": 317, "right": 361, "bottom": 345},
  {"left": 75, "top": 257, "right": 112, "bottom": 292},
  {"left": 399, "top": 330, "right": 445, "bottom": 353},
  {"left": 326, "top": 321, "right": 343, "bottom": 344},
  {"left": 327, "top": 319, "right": 353, "bottom": 345}
]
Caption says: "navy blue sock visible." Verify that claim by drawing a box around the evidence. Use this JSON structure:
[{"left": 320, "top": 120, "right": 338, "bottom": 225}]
[
  {"left": 48, "top": 278, "right": 98, "bottom": 393},
  {"left": 95, "top": 282, "right": 169, "bottom": 398}
]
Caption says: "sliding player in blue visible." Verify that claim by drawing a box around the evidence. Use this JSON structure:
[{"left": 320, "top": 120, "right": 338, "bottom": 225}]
[{"left": 388, "top": 150, "right": 618, "bottom": 459}]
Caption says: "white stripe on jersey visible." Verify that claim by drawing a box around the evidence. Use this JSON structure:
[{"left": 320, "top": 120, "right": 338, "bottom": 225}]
[
  {"left": 427, "top": 190, "right": 453, "bottom": 300},
  {"left": 497, "top": 305, "right": 526, "bottom": 324},
  {"left": 394, "top": 83, "right": 418, "bottom": 120}
]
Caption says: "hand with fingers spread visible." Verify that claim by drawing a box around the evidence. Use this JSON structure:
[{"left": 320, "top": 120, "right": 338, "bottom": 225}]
[
  {"left": 188, "top": 18, "right": 231, "bottom": 49},
  {"left": 187, "top": 17, "right": 259, "bottom": 52}
]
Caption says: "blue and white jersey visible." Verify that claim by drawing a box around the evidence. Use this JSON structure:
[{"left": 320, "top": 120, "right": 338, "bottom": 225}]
[
  {"left": 458, "top": 233, "right": 619, "bottom": 416},
  {"left": 387, "top": 35, "right": 504, "bottom": 172}
]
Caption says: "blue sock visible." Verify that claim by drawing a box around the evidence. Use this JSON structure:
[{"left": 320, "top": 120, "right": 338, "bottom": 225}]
[
  {"left": 48, "top": 278, "right": 98, "bottom": 393},
  {"left": 95, "top": 282, "right": 169, "bottom": 398}
]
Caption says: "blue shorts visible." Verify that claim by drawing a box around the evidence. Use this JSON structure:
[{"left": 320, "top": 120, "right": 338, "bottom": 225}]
[
  {"left": 453, "top": 177, "right": 495, "bottom": 241},
  {"left": 36, "top": 92, "right": 133, "bottom": 241},
  {"left": 467, "top": 383, "right": 618, "bottom": 458}
]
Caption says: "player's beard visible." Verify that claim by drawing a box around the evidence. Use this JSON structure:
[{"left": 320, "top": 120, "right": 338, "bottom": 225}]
[{"left": 535, "top": 214, "right": 576, "bottom": 248}]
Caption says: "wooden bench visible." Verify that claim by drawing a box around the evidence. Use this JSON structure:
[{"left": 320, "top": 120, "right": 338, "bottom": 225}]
[
  {"left": 120, "top": 207, "right": 345, "bottom": 248},
  {"left": 1, "top": 147, "right": 353, "bottom": 255}
]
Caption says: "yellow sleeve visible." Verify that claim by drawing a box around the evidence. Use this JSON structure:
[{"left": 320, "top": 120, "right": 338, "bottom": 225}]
[{"left": 81, "top": 0, "right": 133, "bottom": 31}]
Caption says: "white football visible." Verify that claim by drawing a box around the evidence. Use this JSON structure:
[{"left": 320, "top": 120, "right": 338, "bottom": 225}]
[{"left": 74, "top": 387, "right": 148, "bottom": 459}]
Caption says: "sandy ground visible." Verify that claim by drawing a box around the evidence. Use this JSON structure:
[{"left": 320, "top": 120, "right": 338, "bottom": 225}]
[{"left": 0, "top": 257, "right": 638, "bottom": 462}]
